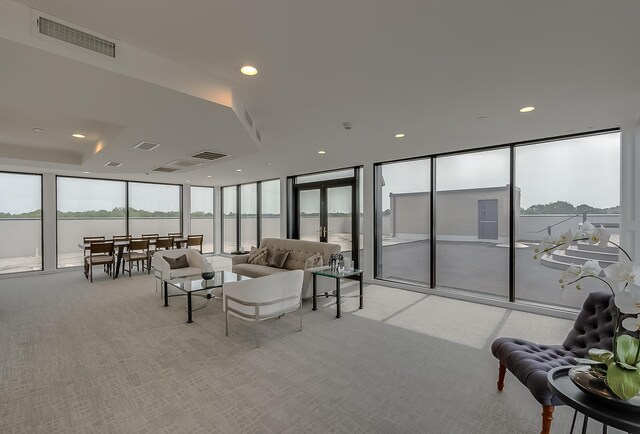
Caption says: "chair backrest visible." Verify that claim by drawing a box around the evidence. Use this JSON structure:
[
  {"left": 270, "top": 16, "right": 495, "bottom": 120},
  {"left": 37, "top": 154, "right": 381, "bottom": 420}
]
[
  {"left": 187, "top": 235, "right": 203, "bottom": 247},
  {"left": 168, "top": 232, "right": 183, "bottom": 238},
  {"left": 563, "top": 291, "right": 617, "bottom": 358},
  {"left": 155, "top": 237, "right": 174, "bottom": 249},
  {"left": 89, "top": 240, "right": 114, "bottom": 255},
  {"left": 128, "top": 238, "right": 149, "bottom": 251},
  {"left": 141, "top": 233, "right": 159, "bottom": 238},
  {"left": 84, "top": 235, "right": 105, "bottom": 243},
  {"left": 113, "top": 235, "right": 132, "bottom": 241}
]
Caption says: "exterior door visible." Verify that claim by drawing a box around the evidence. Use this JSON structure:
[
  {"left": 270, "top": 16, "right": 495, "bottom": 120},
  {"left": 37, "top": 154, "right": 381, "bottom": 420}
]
[{"left": 478, "top": 199, "right": 498, "bottom": 239}]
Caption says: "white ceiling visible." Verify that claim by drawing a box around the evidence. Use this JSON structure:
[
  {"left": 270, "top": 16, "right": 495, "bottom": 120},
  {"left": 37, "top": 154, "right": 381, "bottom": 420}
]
[{"left": 3, "top": 0, "right": 640, "bottom": 185}]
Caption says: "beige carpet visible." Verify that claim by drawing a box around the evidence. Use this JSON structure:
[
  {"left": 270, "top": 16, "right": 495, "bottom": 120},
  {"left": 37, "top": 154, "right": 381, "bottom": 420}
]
[{"left": 0, "top": 265, "right": 624, "bottom": 433}]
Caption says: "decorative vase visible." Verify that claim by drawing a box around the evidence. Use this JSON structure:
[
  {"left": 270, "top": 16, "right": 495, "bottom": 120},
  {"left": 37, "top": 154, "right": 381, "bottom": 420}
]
[
  {"left": 569, "top": 365, "right": 640, "bottom": 411},
  {"left": 201, "top": 270, "right": 215, "bottom": 280}
]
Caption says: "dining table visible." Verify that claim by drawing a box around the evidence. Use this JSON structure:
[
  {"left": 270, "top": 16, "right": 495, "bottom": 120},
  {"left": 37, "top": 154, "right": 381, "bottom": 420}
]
[{"left": 78, "top": 237, "right": 187, "bottom": 278}]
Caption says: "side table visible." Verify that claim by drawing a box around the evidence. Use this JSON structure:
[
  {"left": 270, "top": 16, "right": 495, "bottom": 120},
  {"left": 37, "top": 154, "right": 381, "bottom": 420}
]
[
  {"left": 547, "top": 366, "right": 640, "bottom": 434},
  {"left": 311, "top": 267, "right": 363, "bottom": 318}
]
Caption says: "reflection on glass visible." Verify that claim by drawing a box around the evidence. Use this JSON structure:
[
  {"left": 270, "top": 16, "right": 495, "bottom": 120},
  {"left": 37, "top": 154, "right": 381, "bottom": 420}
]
[
  {"left": 190, "top": 186, "right": 214, "bottom": 253},
  {"left": 261, "top": 180, "right": 280, "bottom": 239},
  {"left": 376, "top": 159, "right": 431, "bottom": 285},
  {"left": 435, "top": 148, "right": 510, "bottom": 298},
  {"left": 57, "top": 177, "right": 126, "bottom": 268},
  {"left": 515, "top": 132, "right": 621, "bottom": 308},
  {"left": 299, "top": 189, "right": 321, "bottom": 242},
  {"left": 129, "top": 183, "right": 181, "bottom": 237},
  {"left": 222, "top": 186, "right": 237, "bottom": 253},
  {"left": 0, "top": 173, "right": 42, "bottom": 273},
  {"left": 327, "top": 186, "right": 352, "bottom": 257},
  {"left": 240, "top": 183, "right": 257, "bottom": 249}
]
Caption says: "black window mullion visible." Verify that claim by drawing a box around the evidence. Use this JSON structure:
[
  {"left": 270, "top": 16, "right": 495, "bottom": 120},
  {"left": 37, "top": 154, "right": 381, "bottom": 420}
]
[
  {"left": 256, "top": 182, "right": 262, "bottom": 244},
  {"left": 509, "top": 146, "right": 516, "bottom": 302},
  {"left": 236, "top": 185, "right": 241, "bottom": 251},
  {"left": 430, "top": 158, "right": 436, "bottom": 289}
]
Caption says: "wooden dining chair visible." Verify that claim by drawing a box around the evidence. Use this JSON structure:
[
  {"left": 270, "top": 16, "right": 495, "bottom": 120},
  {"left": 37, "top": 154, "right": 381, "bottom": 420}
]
[
  {"left": 122, "top": 238, "right": 150, "bottom": 276},
  {"left": 155, "top": 237, "right": 174, "bottom": 250},
  {"left": 84, "top": 241, "right": 115, "bottom": 283},
  {"left": 83, "top": 236, "right": 105, "bottom": 275},
  {"left": 141, "top": 233, "right": 159, "bottom": 239},
  {"left": 112, "top": 235, "right": 132, "bottom": 241},
  {"left": 168, "top": 232, "right": 183, "bottom": 238},
  {"left": 186, "top": 234, "right": 204, "bottom": 253}
]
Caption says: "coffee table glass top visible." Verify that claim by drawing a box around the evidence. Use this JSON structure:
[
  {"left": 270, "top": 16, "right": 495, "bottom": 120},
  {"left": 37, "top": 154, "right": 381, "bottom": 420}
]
[
  {"left": 312, "top": 267, "right": 363, "bottom": 279},
  {"left": 167, "top": 271, "right": 251, "bottom": 293}
]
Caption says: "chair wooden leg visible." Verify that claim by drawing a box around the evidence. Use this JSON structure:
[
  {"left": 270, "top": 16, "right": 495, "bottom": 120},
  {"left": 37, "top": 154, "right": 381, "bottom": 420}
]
[
  {"left": 497, "top": 362, "right": 506, "bottom": 391},
  {"left": 540, "top": 405, "right": 554, "bottom": 434}
]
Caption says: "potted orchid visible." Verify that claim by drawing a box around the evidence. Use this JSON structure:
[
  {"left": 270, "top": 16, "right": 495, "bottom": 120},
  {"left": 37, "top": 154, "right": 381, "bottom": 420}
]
[{"left": 534, "top": 222, "right": 640, "bottom": 401}]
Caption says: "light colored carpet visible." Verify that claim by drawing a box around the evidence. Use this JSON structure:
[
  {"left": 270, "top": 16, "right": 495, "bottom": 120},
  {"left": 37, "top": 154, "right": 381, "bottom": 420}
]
[{"left": 0, "top": 263, "right": 624, "bottom": 433}]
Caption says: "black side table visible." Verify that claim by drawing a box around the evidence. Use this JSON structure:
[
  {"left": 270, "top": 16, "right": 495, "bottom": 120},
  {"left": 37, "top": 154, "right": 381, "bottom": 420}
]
[
  {"left": 311, "top": 268, "right": 364, "bottom": 318},
  {"left": 547, "top": 366, "right": 640, "bottom": 434}
]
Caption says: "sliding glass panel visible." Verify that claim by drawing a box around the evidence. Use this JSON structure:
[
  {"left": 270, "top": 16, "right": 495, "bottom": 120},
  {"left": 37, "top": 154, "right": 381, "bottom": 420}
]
[
  {"left": 128, "top": 183, "right": 181, "bottom": 237},
  {"left": 327, "top": 186, "right": 353, "bottom": 257},
  {"left": 261, "top": 180, "right": 281, "bottom": 239},
  {"left": 299, "top": 189, "right": 321, "bottom": 242},
  {"left": 376, "top": 159, "right": 431, "bottom": 285},
  {"left": 515, "top": 132, "right": 621, "bottom": 308},
  {"left": 240, "top": 183, "right": 257, "bottom": 250},
  {"left": 57, "top": 177, "right": 125, "bottom": 268},
  {"left": 0, "top": 173, "right": 42, "bottom": 273},
  {"left": 435, "top": 148, "right": 510, "bottom": 298},
  {"left": 190, "top": 186, "right": 214, "bottom": 253},
  {"left": 222, "top": 187, "right": 237, "bottom": 253}
]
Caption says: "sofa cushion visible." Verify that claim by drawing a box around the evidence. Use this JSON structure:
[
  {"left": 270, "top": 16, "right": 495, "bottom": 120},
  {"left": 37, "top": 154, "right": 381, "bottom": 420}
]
[
  {"left": 268, "top": 249, "right": 290, "bottom": 268},
  {"left": 165, "top": 254, "right": 189, "bottom": 269},
  {"left": 304, "top": 253, "right": 323, "bottom": 269},
  {"left": 168, "top": 266, "right": 202, "bottom": 279},
  {"left": 248, "top": 247, "right": 269, "bottom": 265},
  {"left": 233, "top": 263, "right": 288, "bottom": 278}
]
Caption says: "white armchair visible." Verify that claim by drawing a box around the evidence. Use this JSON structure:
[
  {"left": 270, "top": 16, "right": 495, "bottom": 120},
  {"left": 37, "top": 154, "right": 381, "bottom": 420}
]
[
  {"left": 151, "top": 248, "right": 208, "bottom": 282},
  {"left": 223, "top": 270, "right": 304, "bottom": 346}
]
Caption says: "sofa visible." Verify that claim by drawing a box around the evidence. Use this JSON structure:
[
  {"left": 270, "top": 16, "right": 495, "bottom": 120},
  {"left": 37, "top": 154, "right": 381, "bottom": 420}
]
[
  {"left": 231, "top": 238, "right": 341, "bottom": 299},
  {"left": 152, "top": 248, "right": 208, "bottom": 281}
]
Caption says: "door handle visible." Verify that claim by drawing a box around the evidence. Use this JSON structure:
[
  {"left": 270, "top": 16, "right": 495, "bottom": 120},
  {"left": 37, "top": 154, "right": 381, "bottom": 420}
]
[{"left": 321, "top": 227, "right": 327, "bottom": 237}]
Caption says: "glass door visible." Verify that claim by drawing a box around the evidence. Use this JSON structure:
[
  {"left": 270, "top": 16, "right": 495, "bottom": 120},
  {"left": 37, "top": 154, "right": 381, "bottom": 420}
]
[
  {"left": 298, "top": 189, "right": 322, "bottom": 242},
  {"left": 326, "top": 185, "right": 353, "bottom": 260}
]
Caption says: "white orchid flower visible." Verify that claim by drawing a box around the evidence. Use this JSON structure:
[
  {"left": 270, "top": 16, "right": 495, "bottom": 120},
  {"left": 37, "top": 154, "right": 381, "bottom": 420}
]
[
  {"left": 580, "top": 221, "right": 595, "bottom": 237},
  {"left": 534, "top": 235, "right": 554, "bottom": 257},
  {"left": 559, "top": 264, "right": 582, "bottom": 288},
  {"left": 555, "top": 228, "right": 574, "bottom": 250},
  {"left": 588, "top": 226, "right": 611, "bottom": 247},
  {"left": 604, "top": 262, "right": 638, "bottom": 285},
  {"left": 622, "top": 317, "right": 640, "bottom": 332},
  {"left": 615, "top": 283, "right": 640, "bottom": 314},
  {"left": 580, "top": 260, "right": 602, "bottom": 277}
]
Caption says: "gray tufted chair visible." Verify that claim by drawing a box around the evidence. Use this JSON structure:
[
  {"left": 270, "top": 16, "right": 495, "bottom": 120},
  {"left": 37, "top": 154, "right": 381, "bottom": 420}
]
[{"left": 491, "top": 291, "right": 616, "bottom": 434}]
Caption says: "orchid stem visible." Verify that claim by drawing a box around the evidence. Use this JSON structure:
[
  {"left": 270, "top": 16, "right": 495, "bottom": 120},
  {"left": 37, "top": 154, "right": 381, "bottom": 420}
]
[{"left": 607, "top": 240, "right": 633, "bottom": 262}]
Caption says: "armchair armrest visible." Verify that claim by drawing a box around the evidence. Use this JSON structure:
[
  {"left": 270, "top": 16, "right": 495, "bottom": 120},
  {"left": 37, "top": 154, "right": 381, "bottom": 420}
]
[{"left": 232, "top": 254, "right": 250, "bottom": 266}]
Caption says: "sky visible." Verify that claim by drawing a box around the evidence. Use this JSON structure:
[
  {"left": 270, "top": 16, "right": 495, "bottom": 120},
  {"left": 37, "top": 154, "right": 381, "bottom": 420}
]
[{"left": 0, "top": 132, "right": 621, "bottom": 215}]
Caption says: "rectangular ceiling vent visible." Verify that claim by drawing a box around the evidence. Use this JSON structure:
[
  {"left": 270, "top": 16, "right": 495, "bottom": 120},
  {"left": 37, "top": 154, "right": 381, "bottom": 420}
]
[
  {"left": 104, "top": 161, "right": 124, "bottom": 168},
  {"left": 190, "top": 151, "right": 229, "bottom": 161},
  {"left": 166, "top": 160, "right": 201, "bottom": 168},
  {"left": 133, "top": 141, "right": 160, "bottom": 151},
  {"left": 151, "top": 166, "right": 178, "bottom": 173},
  {"left": 37, "top": 16, "right": 116, "bottom": 58},
  {"left": 244, "top": 110, "right": 253, "bottom": 128}
]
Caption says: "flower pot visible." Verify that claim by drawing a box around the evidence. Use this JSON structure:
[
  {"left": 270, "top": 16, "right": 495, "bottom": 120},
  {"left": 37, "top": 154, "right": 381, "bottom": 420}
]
[{"left": 569, "top": 365, "right": 640, "bottom": 410}]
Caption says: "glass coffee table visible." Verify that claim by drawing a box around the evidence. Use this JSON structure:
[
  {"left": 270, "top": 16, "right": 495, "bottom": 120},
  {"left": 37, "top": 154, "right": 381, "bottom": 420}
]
[
  {"left": 311, "top": 267, "right": 364, "bottom": 318},
  {"left": 164, "top": 271, "right": 251, "bottom": 323}
]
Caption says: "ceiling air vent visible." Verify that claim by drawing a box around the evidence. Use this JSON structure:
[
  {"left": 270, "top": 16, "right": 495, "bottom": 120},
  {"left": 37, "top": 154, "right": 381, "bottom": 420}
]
[
  {"left": 133, "top": 141, "right": 160, "bottom": 151},
  {"left": 37, "top": 17, "right": 116, "bottom": 58},
  {"left": 244, "top": 110, "right": 253, "bottom": 128},
  {"left": 104, "top": 161, "right": 123, "bottom": 168},
  {"left": 151, "top": 167, "right": 178, "bottom": 173},
  {"left": 166, "top": 160, "right": 201, "bottom": 168},
  {"left": 190, "top": 151, "right": 228, "bottom": 161}
]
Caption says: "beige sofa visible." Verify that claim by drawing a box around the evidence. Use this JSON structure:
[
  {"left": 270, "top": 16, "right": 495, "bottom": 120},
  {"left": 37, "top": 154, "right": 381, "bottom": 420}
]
[{"left": 231, "top": 238, "right": 341, "bottom": 299}]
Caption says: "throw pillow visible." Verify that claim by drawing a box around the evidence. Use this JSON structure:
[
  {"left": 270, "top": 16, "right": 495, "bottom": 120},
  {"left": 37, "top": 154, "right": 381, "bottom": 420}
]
[
  {"left": 248, "top": 247, "right": 269, "bottom": 266},
  {"left": 304, "top": 253, "right": 323, "bottom": 269},
  {"left": 165, "top": 254, "right": 189, "bottom": 269},
  {"left": 246, "top": 246, "right": 260, "bottom": 263},
  {"left": 268, "top": 249, "right": 290, "bottom": 268}
]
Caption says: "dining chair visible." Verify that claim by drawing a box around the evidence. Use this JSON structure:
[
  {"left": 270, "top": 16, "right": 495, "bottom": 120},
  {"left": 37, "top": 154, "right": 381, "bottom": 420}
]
[
  {"left": 84, "top": 241, "right": 115, "bottom": 283},
  {"left": 112, "top": 235, "right": 132, "bottom": 241},
  {"left": 122, "top": 238, "right": 150, "bottom": 276},
  {"left": 186, "top": 234, "right": 204, "bottom": 253},
  {"left": 83, "top": 236, "right": 105, "bottom": 275},
  {"left": 155, "top": 237, "right": 174, "bottom": 250}
]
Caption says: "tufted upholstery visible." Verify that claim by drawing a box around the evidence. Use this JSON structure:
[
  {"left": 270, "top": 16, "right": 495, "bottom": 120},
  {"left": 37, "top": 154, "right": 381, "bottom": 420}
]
[{"left": 491, "top": 291, "right": 615, "bottom": 406}]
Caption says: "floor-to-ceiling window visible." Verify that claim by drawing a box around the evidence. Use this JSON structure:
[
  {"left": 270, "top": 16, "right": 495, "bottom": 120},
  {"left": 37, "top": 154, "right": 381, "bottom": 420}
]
[
  {"left": 515, "top": 132, "right": 621, "bottom": 308},
  {"left": 261, "top": 179, "right": 281, "bottom": 239},
  {"left": 222, "top": 186, "right": 237, "bottom": 253},
  {"left": 190, "top": 186, "right": 214, "bottom": 253},
  {"left": 0, "top": 172, "right": 42, "bottom": 274},
  {"left": 374, "top": 130, "right": 620, "bottom": 310},
  {"left": 436, "top": 148, "right": 510, "bottom": 298},
  {"left": 375, "top": 159, "right": 431, "bottom": 285},
  {"left": 57, "top": 177, "right": 126, "bottom": 268},
  {"left": 128, "top": 182, "right": 181, "bottom": 237},
  {"left": 240, "top": 183, "right": 257, "bottom": 250}
]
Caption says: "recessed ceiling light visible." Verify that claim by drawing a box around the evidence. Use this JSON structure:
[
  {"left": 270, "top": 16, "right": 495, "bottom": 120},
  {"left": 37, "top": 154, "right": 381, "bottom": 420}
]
[
  {"left": 240, "top": 65, "right": 258, "bottom": 76},
  {"left": 394, "top": 133, "right": 405, "bottom": 138},
  {"left": 33, "top": 127, "right": 44, "bottom": 132},
  {"left": 82, "top": 171, "right": 90, "bottom": 174},
  {"left": 267, "top": 162, "right": 272, "bottom": 166},
  {"left": 72, "top": 133, "right": 86, "bottom": 138},
  {"left": 318, "top": 150, "right": 326, "bottom": 154},
  {"left": 236, "top": 169, "right": 242, "bottom": 172},
  {"left": 519, "top": 106, "right": 535, "bottom": 113},
  {"left": 207, "top": 175, "right": 213, "bottom": 178}
]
